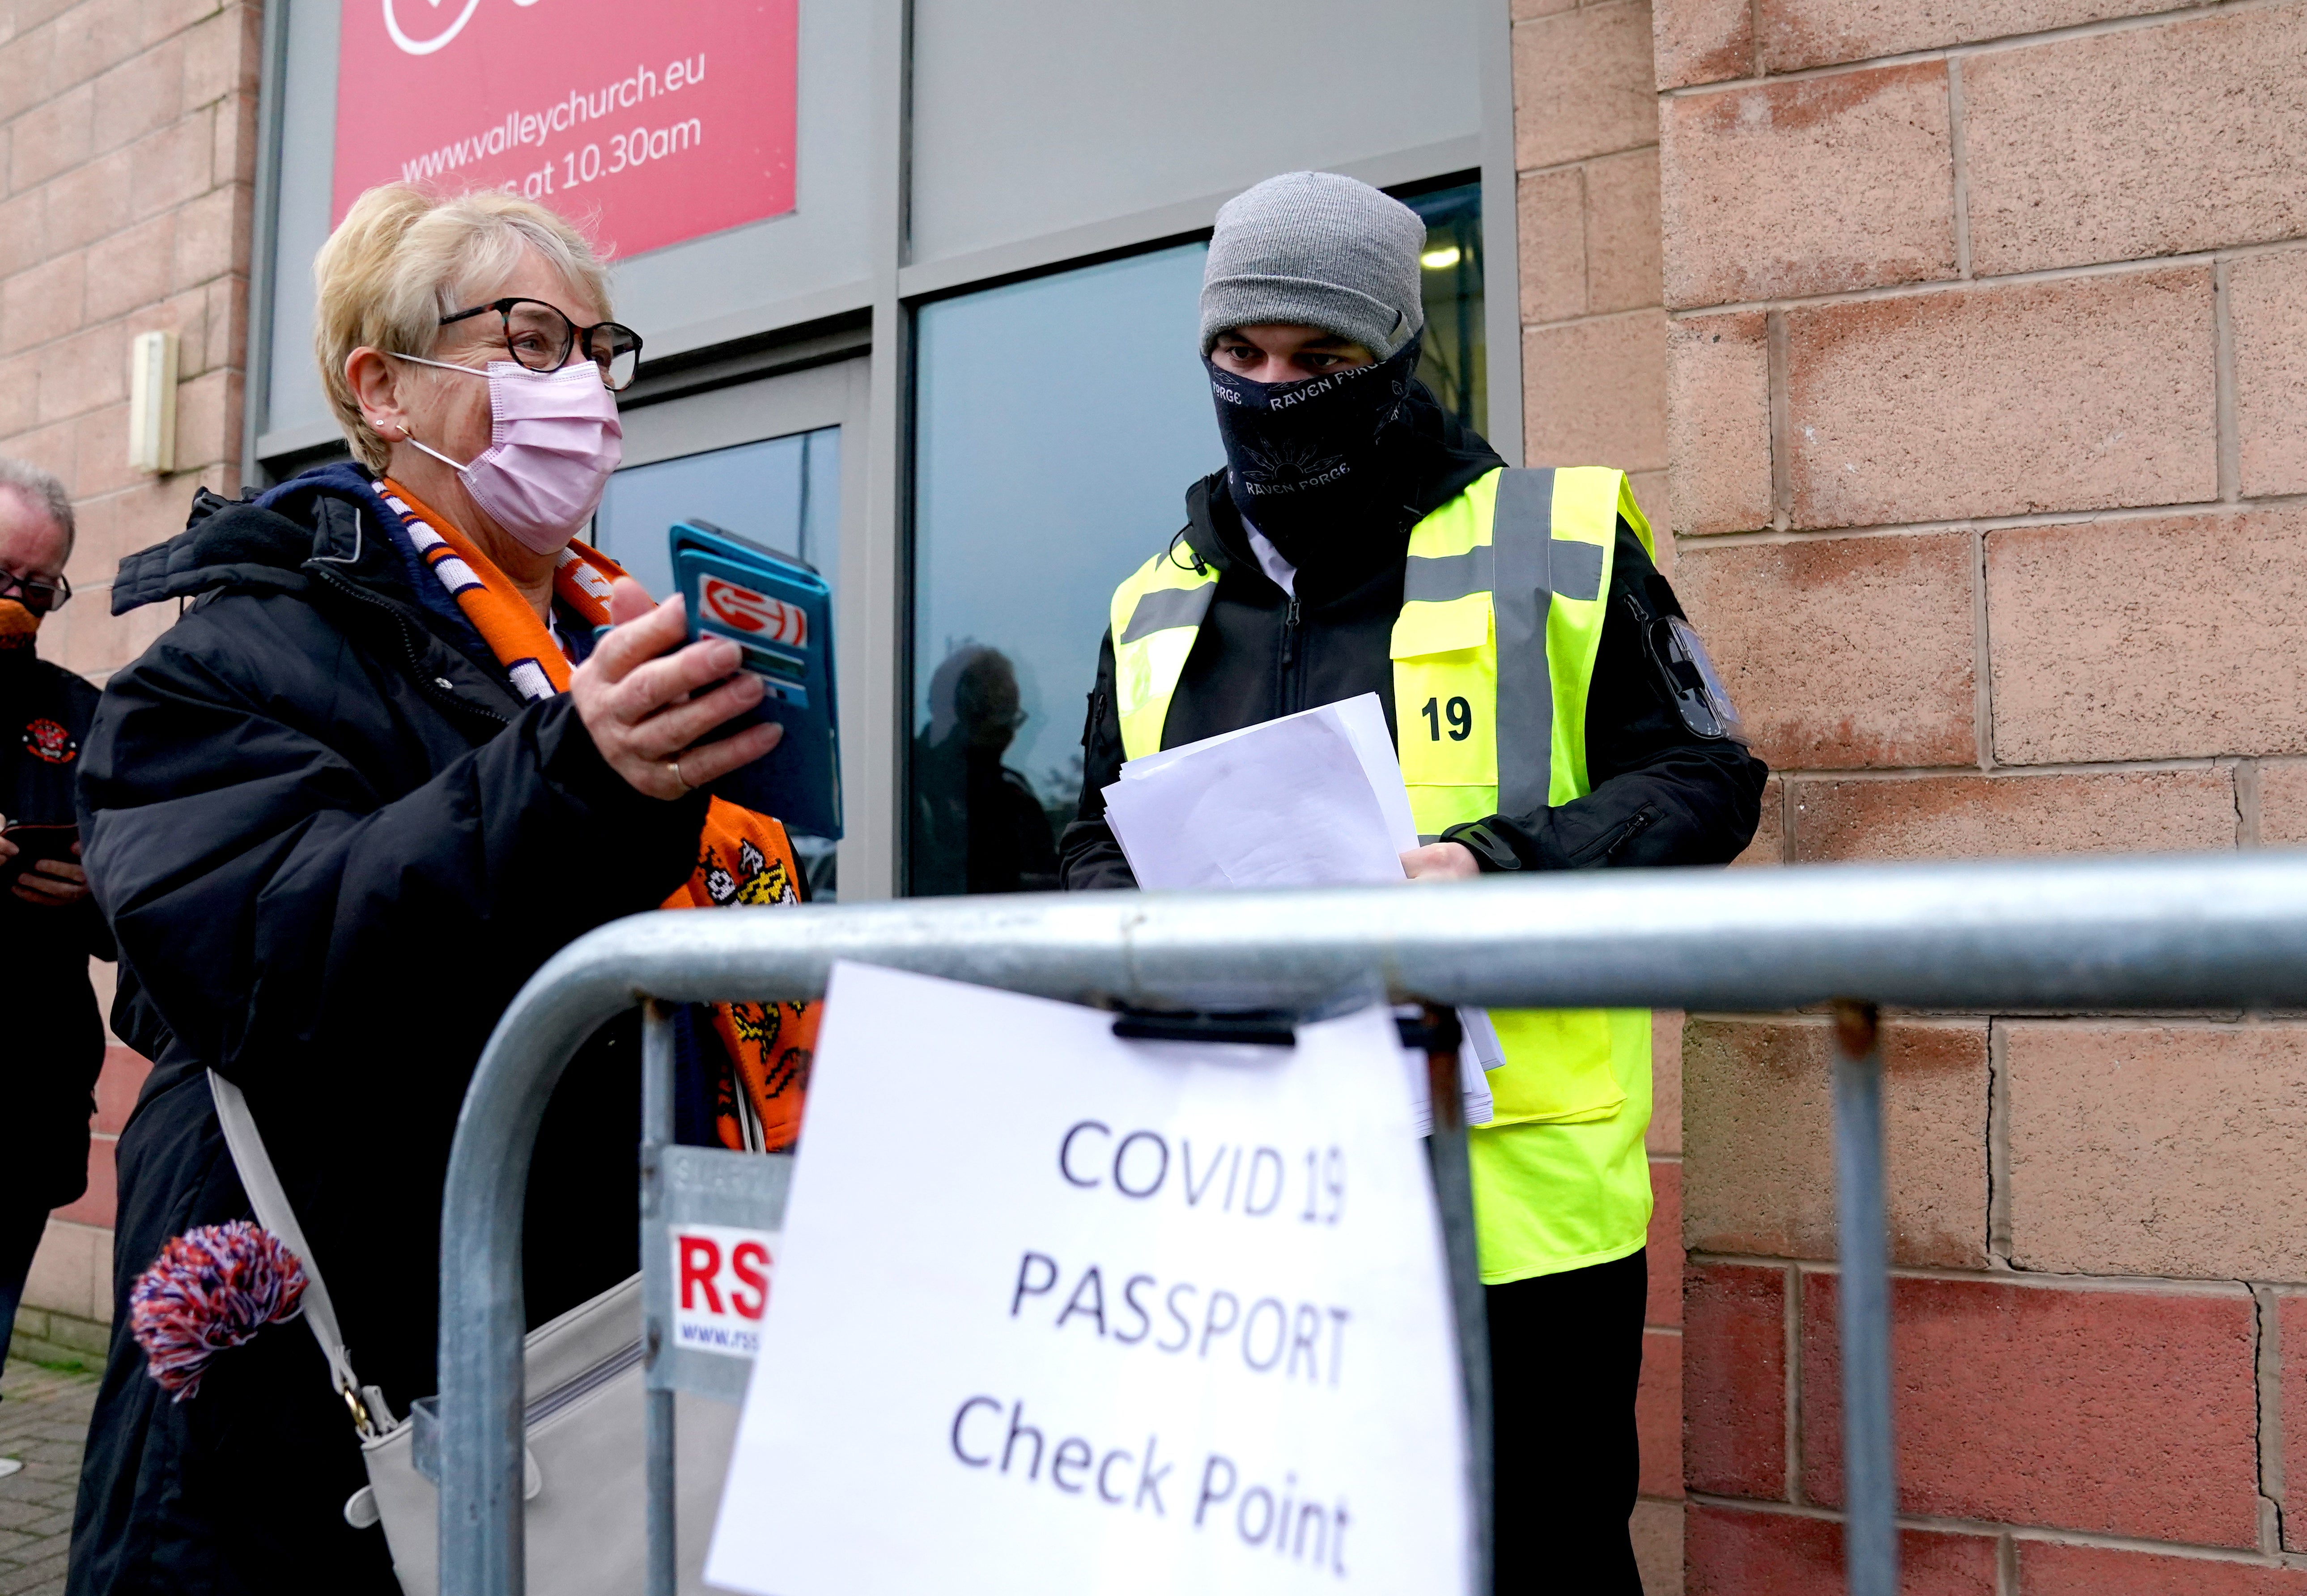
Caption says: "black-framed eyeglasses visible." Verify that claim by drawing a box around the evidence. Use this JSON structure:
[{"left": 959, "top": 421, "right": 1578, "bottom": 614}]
[
  {"left": 0, "top": 568, "right": 69, "bottom": 614},
  {"left": 438, "top": 297, "right": 644, "bottom": 391}
]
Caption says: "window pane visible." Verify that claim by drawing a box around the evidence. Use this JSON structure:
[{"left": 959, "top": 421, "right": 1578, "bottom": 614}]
[
  {"left": 594, "top": 425, "right": 843, "bottom": 896},
  {"left": 593, "top": 427, "right": 841, "bottom": 602},
  {"left": 1404, "top": 180, "right": 1485, "bottom": 437},
  {"left": 909, "top": 242, "right": 1217, "bottom": 896}
]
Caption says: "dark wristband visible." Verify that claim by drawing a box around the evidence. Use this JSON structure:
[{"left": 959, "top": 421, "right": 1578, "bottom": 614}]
[{"left": 1440, "top": 821, "right": 1522, "bottom": 873}]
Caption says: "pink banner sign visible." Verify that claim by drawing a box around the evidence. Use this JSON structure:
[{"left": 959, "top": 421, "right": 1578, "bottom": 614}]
[{"left": 331, "top": 0, "right": 798, "bottom": 261}]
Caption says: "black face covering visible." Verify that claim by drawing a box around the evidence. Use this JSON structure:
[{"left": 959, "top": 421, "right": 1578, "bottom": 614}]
[{"left": 1204, "top": 335, "right": 1425, "bottom": 569}]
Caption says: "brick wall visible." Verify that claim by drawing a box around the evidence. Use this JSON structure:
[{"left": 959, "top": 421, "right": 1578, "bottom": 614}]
[
  {"left": 2, "top": 0, "right": 263, "bottom": 1352},
  {"left": 1646, "top": 0, "right": 2307, "bottom": 1590}
]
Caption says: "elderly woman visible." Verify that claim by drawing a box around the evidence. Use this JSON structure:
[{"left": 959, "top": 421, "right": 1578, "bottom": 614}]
[{"left": 66, "top": 187, "right": 807, "bottom": 1592}]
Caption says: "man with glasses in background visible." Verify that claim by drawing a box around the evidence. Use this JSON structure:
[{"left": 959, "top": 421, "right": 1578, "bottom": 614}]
[{"left": 0, "top": 456, "right": 111, "bottom": 1381}]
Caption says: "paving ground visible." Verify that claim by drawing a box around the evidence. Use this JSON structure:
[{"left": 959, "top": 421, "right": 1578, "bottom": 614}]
[{"left": 0, "top": 1358, "right": 97, "bottom": 1596}]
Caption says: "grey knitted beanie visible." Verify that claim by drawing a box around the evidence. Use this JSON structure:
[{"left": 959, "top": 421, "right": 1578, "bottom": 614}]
[{"left": 1199, "top": 172, "right": 1428, "bottom": 357}]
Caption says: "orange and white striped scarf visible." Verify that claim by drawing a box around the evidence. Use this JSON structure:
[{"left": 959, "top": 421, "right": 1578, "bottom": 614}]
[{"left": 379, "top": 477, "right": 818, "bottom": 1152}]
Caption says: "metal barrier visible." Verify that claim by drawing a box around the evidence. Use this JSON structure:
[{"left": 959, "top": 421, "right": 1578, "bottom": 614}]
[{"left": 434, "top": 851, "right": 2307, "bottom": 1596}]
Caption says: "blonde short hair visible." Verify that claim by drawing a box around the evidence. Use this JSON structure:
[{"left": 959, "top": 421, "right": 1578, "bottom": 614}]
[{"left": 314, "top": 186, "right": 614, "bottom": 471}]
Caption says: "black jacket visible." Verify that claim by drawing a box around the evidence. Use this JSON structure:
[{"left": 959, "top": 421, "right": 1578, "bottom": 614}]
[
  {"left": 68, "top": 468, "right": 713, "bottom": 1596},
  {"left": 1060, "top": 395, "right": 1767, "bottom": 887},
  {"left": 1, "top": 645, "right": 111, "bottom": 1208}
]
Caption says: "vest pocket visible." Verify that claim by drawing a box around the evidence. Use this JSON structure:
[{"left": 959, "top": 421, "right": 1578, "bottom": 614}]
[{"left": 1479, "top": 1007, "right": 1627, "bottom": 1126}]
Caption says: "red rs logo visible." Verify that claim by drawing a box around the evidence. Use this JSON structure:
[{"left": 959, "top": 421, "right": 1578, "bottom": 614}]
[{"left": 702, "top": 577, "right": 807, "bottom": 646}]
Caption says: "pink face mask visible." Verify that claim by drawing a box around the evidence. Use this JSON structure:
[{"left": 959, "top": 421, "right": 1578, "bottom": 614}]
[{"left": 391, "top": 355, "right": 624, "bottom": 554}]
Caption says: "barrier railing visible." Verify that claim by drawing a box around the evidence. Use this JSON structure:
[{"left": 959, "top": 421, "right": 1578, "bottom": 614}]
[{"left": 434, "top": 851, "right": 2307, "bottom": 1596}]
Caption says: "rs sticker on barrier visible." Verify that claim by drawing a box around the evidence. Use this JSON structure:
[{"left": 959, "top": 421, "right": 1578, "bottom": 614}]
[{"left": 671, "top": 1224, "right": 777, "bottom": 1359}]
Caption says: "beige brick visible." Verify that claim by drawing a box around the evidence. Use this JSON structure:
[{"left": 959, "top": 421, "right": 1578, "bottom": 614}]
[
  {"left": 9, "top": 80, "right": 93, "bottom": 190},
  {"left": 1511, "top": 0, "right": 1576, "bottom": 17},
  {"left": 0, "top": 26, "right": 56, "bottom": 124},
  {"left": 2, "top": 416, "right": 75, "bottom": 488},
  {"left": 1666, "top": 309, "right": 1770, "bottom": 536},
  {"left": 1650, "top": 1010, "right": 1682, "bottom": 1155},
  {"left": 89, "top": 33, "right": 183, "bottom": 153},
  {"left": 2, "top": 249, "right": 85, "bottom": 352},
  {"left": 1760, "top": 0, "right": 2178, "bottom": 74},
  {"left": 35, "top": 322, "right": 123, "bottom": 424},
  {"left": 22, "top": 1217, "right": 106, "bottom": 1320},
  {"left": 1784, "top": 269, "right": 2215, "bottom": 531},
  {"left": 199, "top": 270, "right": 244, "bottom": 375},
  {"left": 2263, "top": 761, "right": 2307, "bottom": 846},
  {"left": 2008, "top": 1021, "right": 2307, "bottom": 1279},
  {"left": 127, "top": 108, "right": 213, "bottom": 219},
  {"left": 1793, "top": 771, "right": 2239, "bottom": 862},
  {"left": 1515, "top": 0, "right": 1659, "bottom": 170},
  {"left": 1524, "top": 309, "right": 1667, "bottom": 471},
  {"left": 212, "top": 87, "right": 259, "bottom": 188},
  {"left": 19, "top": 0, "right": 89, "bottom": 32},
  {"left": 172, "top": 179, "right": 247, "bottom": 289},
  {"left": 70, "top": 398, "right": 142, "bottom": 496},
  {"left": 1964, "top": 4, "right": 2307, "bottom": 277},
  {"left": 172, "top": 365, "right": 239, "bottom": 469},
  {"left": 41, "top": 146, "right": 132, "bottom": 253},
  {"left": 1630, "top": 1500, "right": 1683, "bottom": 1595},
  {"left": 139, "top": 0, "right": 226, "bottom": 51},
  {"left": 181, "top": 2, "right": 259, "bottom": 108},
  {"left": 1661, "top": 64, "right": 1955, "bottom": 310},
  {"left": 48, "top": 0, "right": 139, "bottom": 87},
  {"left": 1586, "top": 147, "right": 1661, "bottom": 315},
  {"left": 1674, "top": 531, "right": 1976, "bottom": 770},
  {"left": 117, "top": 289, "right": 210, "bottom": 397},
  {"left": 1685, "top": 1017, "right": 1988, "bottom": 1267},
  {"left": 84, "top": 210, "right": 173, "bottom": 323},
  {"left": 1519, "top": 167, "right": 1587, "bottom": 325},
  {"left": 1989, "top": 510, "right": 2307, "bottom": 764},
  {"left": 2232, "top": 247, "right": 2307, "bottom": 500},
  {"left": 1653, "top": 0, "right": 1753, "bottom": 90},
  {"left": 0, "top": 351, "right": 37, "bottom": 437},
  {"left": 0, "top": 188, "right": 47, "bottom": 280},
  {"left": 1731, "top": 773, "right": 1784, "bottom": 866}
]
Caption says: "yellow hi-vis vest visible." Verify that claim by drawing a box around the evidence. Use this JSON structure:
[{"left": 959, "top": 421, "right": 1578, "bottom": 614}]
[{"left": 1108, "top": 465, "right": 1654, "bottom": 1282}]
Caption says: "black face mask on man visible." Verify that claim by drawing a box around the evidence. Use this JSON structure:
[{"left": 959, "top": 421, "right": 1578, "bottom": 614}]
[{"left": 1203, "top": 334, "right": 1425, "bottom": 569}]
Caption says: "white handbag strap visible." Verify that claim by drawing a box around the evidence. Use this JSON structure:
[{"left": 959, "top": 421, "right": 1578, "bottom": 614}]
[{"left": 206, "top": 1070, "right": 370, "bottom": 1418}]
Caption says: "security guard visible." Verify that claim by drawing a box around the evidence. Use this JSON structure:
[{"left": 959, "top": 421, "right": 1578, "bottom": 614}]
[{"left": 1062, "top": 172, "right": 1767, "bottom": 1590}]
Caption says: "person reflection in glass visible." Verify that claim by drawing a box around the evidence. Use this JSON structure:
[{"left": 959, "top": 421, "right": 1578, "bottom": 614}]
[{"left": 911, "top": 645, "right": 1060, "bottom": 894}]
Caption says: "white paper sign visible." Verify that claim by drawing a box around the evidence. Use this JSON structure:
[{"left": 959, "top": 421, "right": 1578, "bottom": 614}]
[
  {"left": 670, "top": 1223, "right": 777, "bottom": 1359},
  {"left": 705, "top": 962, "right": 1472, "bottom": 1596}
]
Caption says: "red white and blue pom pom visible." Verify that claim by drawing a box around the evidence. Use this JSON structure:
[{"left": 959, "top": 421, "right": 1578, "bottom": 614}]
[{"left": 129, "top": 1221, "right": 307, "bottom": 1401}]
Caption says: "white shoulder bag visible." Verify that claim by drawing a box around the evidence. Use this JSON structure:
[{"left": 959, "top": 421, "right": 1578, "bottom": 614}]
[{"left": 208, "top": 1071, "right": 737, "bottom": 1594}]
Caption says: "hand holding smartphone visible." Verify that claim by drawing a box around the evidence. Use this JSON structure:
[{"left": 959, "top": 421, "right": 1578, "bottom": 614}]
[
  {"left": 1, "top": 820, "right": 83, "bottom": 900},
  {"left": 670, "top": 519, "right": 842, "bottom": 840}
]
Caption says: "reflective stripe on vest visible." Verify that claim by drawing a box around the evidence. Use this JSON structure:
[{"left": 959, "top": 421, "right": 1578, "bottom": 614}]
[{"left": 1105, "top": 465, "right": 1660, "bottom": 1278}]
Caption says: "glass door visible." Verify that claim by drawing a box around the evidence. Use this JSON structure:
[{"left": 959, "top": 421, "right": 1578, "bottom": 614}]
[{"left": 596, "top": 358, "right": 868, "bottom": 898}]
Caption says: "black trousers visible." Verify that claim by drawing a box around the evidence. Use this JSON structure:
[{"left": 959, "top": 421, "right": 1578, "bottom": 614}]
[
  {"left": 0, "top": 1195, "right": 51, "bottom": 1370},
  {"left": 1489, "top": 1247, "right": 1648, "bottom": 1595}
]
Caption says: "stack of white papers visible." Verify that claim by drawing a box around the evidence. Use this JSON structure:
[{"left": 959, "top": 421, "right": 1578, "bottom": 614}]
[{"left": 1101, "top": 694, "right": 1500, "bottom": 1132}]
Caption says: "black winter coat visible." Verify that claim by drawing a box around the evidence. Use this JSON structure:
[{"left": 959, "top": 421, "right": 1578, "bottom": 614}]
[
  {"left": 0, "top": 646, "right": 111, "bottom": 1210},
  {"left": 1061, "top": 396, "right": 1768, "bottom": 886},
  {"left": 67, "top": 468, "right": 714, "bottom": 1596}
]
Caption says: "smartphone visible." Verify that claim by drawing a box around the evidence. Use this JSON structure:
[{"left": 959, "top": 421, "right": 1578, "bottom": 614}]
[
  {"left": 670, "top": 519, "right": 842, "bottom": 840},
  {"left": 1, "top": 822, "right": 77, "bottom": 887}
]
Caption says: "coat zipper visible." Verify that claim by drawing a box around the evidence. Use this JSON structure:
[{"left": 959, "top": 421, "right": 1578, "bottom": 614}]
[
  {"left": 1278, "top": 592, "right": 1303, "bottom": 713},
  {"left": 1603, "top": 806, "right": 1659, "bottom": 862},
  {"left": 307, "top": 565, "right": 510, "bottom": 730}
]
